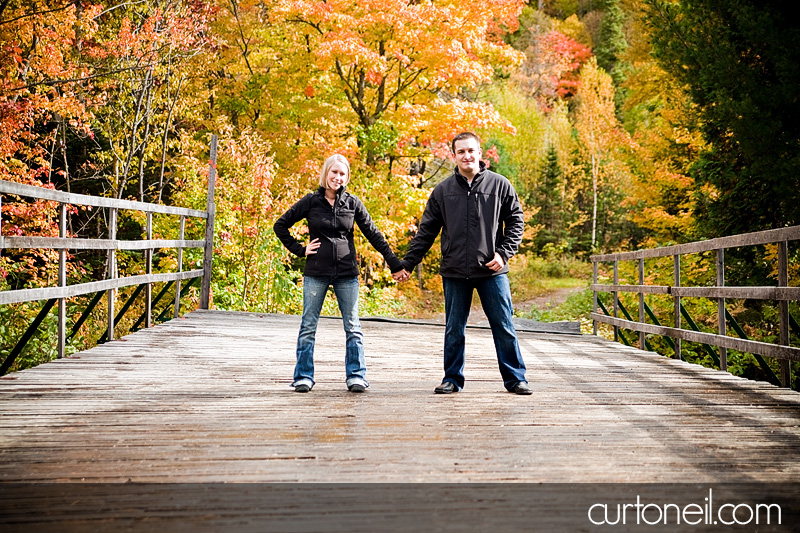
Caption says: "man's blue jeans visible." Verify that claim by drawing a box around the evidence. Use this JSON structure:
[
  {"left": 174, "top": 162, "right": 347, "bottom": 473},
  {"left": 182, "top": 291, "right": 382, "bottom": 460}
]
[
  {"left": 442, "top": 274, "right": 527, "bottom": 391},
  {"left": 293, "top": 276, "right": 367, "bottom": 386}
]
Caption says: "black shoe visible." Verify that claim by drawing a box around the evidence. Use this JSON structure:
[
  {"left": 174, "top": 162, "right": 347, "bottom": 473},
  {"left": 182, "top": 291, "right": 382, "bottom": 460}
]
[
  {"left": 434, "top": 382, "right": 457, "bottom": 394},
  {"left": 294, "top": 384, "right": 311, "bottom": 393},
  {"left": 348, "top": 383, "right": 366, "bottom": 393},
  {"left": 512, "top": 382, "right": 532, "bottom": 395}
]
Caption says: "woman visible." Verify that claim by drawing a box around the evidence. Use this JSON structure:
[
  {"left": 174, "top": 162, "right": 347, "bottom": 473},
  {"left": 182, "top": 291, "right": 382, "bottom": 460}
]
[{"left": 273, "top": 154, "right": 403, "bottom": 393}]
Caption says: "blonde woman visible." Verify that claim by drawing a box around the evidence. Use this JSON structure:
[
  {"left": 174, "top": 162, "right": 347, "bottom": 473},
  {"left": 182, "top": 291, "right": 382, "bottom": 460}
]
[{"left": 274, "top": 154, "right": 403, "bottom": 393}]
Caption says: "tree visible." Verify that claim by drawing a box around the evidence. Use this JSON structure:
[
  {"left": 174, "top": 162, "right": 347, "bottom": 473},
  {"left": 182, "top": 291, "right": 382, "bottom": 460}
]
[
  {"left": 645, "top": 0, "right": 800, "bottom": 236},
  {"left": 0, "top": 0, "right": 94, "bottom": 188},
  {"left": 275, "top": 0, "right": 527, "bottom": 164},
  {"left": 532, "top": 144, "right": 568, "bottom": 250},
  {"left": 87, "top": 0, "right": 212, "bottom": 202},
  {"left": 594, "top": 0, "right": 627, "bottom": 81},
  {"left": 174, "top": 127, "right": 302, "bottom": 312},
  {"left": 573, "top": 56, "right": 633, "bottom": 250},
  {"left": 512, "top": 29, "right": 592, "bottom": 109},
  {"left": 619, "top": 3, "right": 704, "bottom": 245}
]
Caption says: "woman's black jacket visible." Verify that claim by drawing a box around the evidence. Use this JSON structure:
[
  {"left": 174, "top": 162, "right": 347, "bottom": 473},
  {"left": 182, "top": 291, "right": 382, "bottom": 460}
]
[{"left": 274, "top": 186, "right": 403, "bottom": 278}]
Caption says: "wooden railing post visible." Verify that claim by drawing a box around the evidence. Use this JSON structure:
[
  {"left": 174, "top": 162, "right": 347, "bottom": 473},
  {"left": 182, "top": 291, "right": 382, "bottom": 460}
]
[
  {"left": 173, "top": 215, "right": 185, "bottom": 319},
  {"left": 592, "top": 261, "right": 598, "bottom": 336},
  {"left": 107, "top": 208, "right": 117, "bottom": 342},
  {"left": 717, "top": 249, "right": 727, "bottom": 371},
  {"left": 145, "top": 212, "right": 153, "bottom": 328},
  {"left": 778, "top": 240, "right": 791, "bottom": 387},
  {"left": 57, "top": 203, "right": 67, "bottom": 359},
  {"left": 613, "top": 260, "right": 619, "bottom": 342},
  {"left": 673, "top": 254, "right": 681, "bottom": 360},
  {"left": 638, "top": 258, "right": 645, "bottom": 349},
  {"left": 200, "top": 134, "right": 217, "bottom": 310}
]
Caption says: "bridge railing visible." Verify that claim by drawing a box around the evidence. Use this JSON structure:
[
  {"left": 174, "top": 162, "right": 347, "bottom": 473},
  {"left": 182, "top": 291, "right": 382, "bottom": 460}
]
[
  {"left": 0, "top": 136, "right": 218, "bottom": 374},
  {"left": 591, "top": 226, "right": 800, "bottom": 388}
]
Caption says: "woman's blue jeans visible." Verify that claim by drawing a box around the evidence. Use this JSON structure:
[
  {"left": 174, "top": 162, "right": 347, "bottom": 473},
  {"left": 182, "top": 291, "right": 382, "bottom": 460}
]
[
  {"left": 293, "top": 275, "right": 367, "bottom": 386},
  {"left": 442, "top": 274, "right": 527, "bottom": 391}
]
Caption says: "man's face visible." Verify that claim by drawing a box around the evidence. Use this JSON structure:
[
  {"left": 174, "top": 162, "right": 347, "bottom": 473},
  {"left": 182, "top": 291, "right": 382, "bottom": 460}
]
[{"left": 453, "top": 137, "right": 482, "bottom": 178}]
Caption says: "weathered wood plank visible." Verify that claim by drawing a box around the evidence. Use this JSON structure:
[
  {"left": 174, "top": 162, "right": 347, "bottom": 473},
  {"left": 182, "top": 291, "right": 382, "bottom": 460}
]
[
  {"left": 1, "top": 310, "right": 799, "bottom": 485},
  {"left": 592, "top": 312, "right": 800, "bottom": 362},
  {"left": 0, "top": 179, "right": 207, "bottom": 218},
  {"left": 0, "top": 270, "right": 203, "bottom": 305}
]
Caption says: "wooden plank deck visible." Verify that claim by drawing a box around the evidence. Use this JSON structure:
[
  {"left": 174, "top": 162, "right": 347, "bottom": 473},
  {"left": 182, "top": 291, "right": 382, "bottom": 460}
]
[{"left": 1, "top": 309, "right": 800, "bottom": 484}]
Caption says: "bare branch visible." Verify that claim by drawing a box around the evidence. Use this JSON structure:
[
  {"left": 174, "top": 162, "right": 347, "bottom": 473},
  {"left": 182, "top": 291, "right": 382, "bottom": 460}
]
[
  {"left": 0, "top": 1, "right": 72, "bottom": 26},
  {"left": 7, "top": 66, "right": 154, "bottom": 92},
  {"left": 92, "top": 0, "right": 149, "bottom": 20},
  {"left": 228, "top": 0, "right": 255, "bottom": 76}
]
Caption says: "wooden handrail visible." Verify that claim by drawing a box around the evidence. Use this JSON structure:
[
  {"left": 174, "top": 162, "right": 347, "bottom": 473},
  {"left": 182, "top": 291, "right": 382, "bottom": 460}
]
[
  {"left": 592, "top": 226, "right": 800, "bottom": 261},
  {"left": 0, "top": 270, "right": 204, "bottom": 305},
  {"left": 591, "top": 225, "right": 800, "bottom": 387},
  {"left": 0, "top": 237, "right": 205, "bottom": 250},
  {"left": 0, "top": 180, "right": 207, "bottom": 218}
]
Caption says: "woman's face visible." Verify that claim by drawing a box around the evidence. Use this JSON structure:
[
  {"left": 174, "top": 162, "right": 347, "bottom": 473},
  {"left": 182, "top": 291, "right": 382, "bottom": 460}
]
[{"left": 325, "top": 162, "right": 349, "bottom": 191}]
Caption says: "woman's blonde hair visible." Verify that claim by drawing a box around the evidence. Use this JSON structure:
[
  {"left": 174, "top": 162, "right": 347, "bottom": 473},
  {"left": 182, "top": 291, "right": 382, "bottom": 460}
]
[{"left": 318, "top": 154, "right": 351, "bottom": 187}]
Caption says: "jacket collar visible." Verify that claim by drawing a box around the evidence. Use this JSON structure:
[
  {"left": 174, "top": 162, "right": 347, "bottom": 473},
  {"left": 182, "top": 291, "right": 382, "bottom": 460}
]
[
  {"left": 317, "top": 185, "right": 347, "bottom": 204},
  {"left": 454, "top": 161, "right": 487, "bottom": 189}
]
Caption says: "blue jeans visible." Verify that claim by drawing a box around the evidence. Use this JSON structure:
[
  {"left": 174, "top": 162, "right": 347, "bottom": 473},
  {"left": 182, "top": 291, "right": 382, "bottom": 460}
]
[
  {"left": 442, "top": 274, "right": 527, "bottom": 391},
  {"left": 293, "top": 276, "right": 367, "bottom": 386}
]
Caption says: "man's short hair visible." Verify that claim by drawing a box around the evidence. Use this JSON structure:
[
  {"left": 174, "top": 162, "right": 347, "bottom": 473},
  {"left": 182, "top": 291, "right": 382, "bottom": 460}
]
[{"left": 451, "top": 132, "right": 481, "bottom": 154}]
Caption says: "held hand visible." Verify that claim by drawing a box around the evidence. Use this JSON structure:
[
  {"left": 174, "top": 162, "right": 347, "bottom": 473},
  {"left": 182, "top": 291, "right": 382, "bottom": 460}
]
[
  {"left": 485, "top": 252, "right": 505, "bottom": 272},
  {"left": 392, "top": 269, "right": 411, "bottom": 282},
  {"left": 305, "top": 238, "right": 321, "bottom": 256}
]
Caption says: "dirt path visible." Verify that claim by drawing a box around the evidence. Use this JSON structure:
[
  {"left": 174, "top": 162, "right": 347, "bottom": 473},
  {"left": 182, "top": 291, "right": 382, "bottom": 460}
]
[
  {"left": 427, "top": 285, "right": 585, "bottom": 325},
  {"left": 514, "top": 285, "right": 585, "bottom": 315}
]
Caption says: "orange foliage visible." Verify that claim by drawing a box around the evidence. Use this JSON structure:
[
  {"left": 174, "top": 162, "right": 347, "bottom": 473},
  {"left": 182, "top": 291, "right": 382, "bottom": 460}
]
[
  {"left": 513, "top": 29, "right": 592, "bottom": 109},
  {"left": 274, "top": 0, "right": 526, "bottom": 154}
]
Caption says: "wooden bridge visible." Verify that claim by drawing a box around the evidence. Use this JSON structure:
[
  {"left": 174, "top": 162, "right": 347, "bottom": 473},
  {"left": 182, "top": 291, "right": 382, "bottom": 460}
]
[
  {"left": 2, "top": 309, "right": 799, "bottom": 484},
  {"left": 2, "top": 310, "right": 800, "bottom": 530}
]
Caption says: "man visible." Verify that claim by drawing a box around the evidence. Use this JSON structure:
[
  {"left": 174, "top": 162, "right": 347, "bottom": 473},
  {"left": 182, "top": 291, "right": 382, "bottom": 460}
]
[{"left": 393, "top": 132, "right": 532, "bottom": 395}]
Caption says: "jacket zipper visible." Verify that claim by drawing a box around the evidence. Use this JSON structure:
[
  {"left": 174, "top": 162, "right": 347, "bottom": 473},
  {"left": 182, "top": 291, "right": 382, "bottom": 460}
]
[
  {"left": 332, "top": 196, "right": 338, "bottom": 279},
  {"left": 466, "top": 188, "right": 472, "bottom": 279}
]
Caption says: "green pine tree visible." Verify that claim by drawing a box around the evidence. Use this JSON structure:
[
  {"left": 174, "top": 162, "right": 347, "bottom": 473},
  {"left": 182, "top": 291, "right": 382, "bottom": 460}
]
[
  {"left": 532, "top": 145, "right": 567, "bottom": 252},
  {"left": 595, "top": 0, "right": 627, "bottom": 81}
]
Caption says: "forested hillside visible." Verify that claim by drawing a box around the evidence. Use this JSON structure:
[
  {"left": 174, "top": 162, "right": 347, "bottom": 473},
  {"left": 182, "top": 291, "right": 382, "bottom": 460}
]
[{"left": 2, "top": 1, "right": 799, "bottom": 376}]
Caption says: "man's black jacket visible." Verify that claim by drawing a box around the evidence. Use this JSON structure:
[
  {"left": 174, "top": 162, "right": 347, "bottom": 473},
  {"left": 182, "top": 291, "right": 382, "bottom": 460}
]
[
  {"left": 274, "top": 186, "right": 402, "bottom": 279},
  {"left": 401, "top": 164, "right": 524, "bottom": 279}
]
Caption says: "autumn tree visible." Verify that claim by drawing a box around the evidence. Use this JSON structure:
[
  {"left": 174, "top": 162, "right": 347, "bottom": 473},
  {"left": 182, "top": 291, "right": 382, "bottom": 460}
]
[
  {"left": 274, "top": 0, "right": 527, "bottom": 165},
  {"left": 85, "top": 0, "right": 212, "bottom": 202},
  {"left": 0, "top": 0, "right": 101, "bottom": 292},
  {"left": 618, "top": 2, "right": 703, "bottom": 245},
  {"left": 1, "top": 1, "right": 211, "bottom": 201},
  {"left": 573, "top": 56, "right": 634, "bottom": 250},
  {"left": 0, "top": 1, "right": 95, "bottom": 189},
  {"left": 512, "top": 28, "right": 592, "bottom": 109}
]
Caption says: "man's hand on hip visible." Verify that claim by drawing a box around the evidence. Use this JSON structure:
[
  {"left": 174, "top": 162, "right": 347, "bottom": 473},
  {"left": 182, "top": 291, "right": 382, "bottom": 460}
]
[{"left": 485, "top": 252, "right": 505, "bottom": 272}]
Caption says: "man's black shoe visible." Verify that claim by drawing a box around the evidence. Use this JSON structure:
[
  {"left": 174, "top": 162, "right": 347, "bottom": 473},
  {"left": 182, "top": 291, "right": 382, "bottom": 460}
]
[
  {"left": 434, "top": 382, "right": 457, "bottom": 394},
  {"left": 512, "top": 382, "right": 532, "bottom": 395}
]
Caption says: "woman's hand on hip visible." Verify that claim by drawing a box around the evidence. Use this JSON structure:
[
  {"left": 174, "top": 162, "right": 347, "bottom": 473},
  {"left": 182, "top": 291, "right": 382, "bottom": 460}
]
[{"left": 305, "top": 238, "right": 321, "bottom": 256}]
